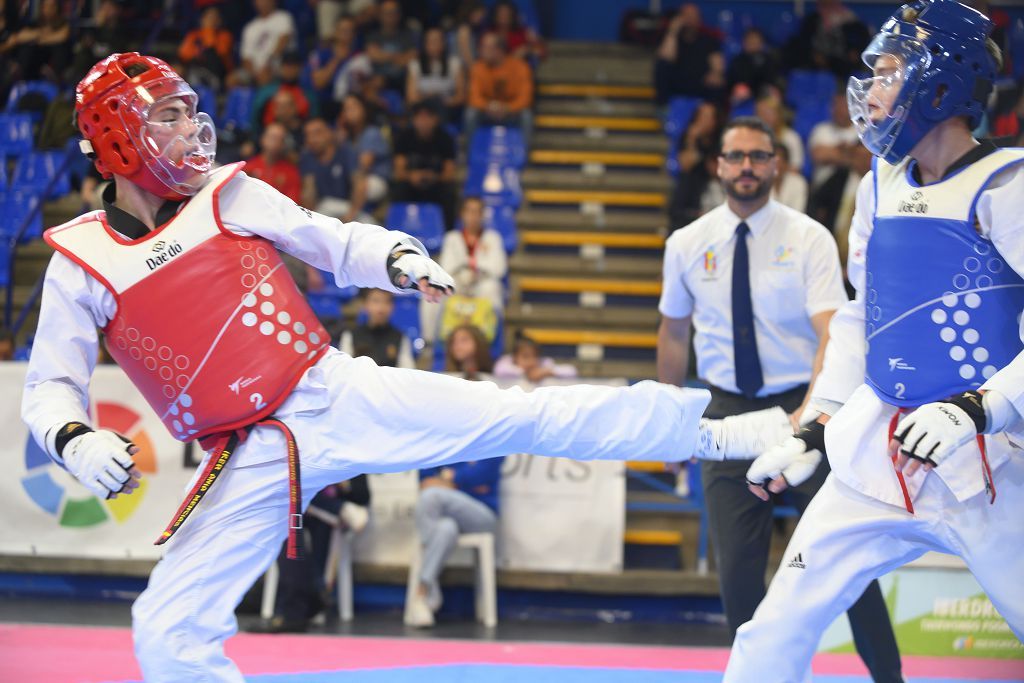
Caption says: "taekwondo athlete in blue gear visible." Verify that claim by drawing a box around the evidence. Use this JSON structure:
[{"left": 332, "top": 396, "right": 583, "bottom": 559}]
[{"left": 727, "top": 2, "right": 1024, "bottom": 680}]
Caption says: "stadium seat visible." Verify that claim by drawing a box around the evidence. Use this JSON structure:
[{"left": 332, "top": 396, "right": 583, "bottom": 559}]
[
  {"left": 306, "top": 269, "right": 358, "bottom": 320},
  {"left": 663, "top": 96, "right": 702, "bottom": 144},
  {"left": 386, "top": 202, "right": 445, "bottom": 253},
  {"left": 463, "top": 163, "right": 522, "bottom": 209},
  {"left": 0, "top": 114, "right": 34, "bottom": 157},
  {"left": 220, "top": 87, "right": 255, "bottom": 132},
  {"left": 468, "top": 126, "right": 527, "bottom": 169},
  {"left": 404, "top": 531, "right": 497, "bottom": 627},
  {"left": 785, "top": 70, "right": 836, "bottom": 108},
  {"left": 483, "top": 203, "right": 517, "bottom": 252},
  {"left": 0, "top": 236, "right": 9, "bottom": 288},
  {"left": 1, "top": 190, "right": 44, "bottom": 242},
  {"left": 192, "top": 84, "right": 218, "bottom": 121},
  {"left": 390, "top": 294, "right": 422, "bottom": 345},
  {"left": 11, "top": 151, "right": 71, "bottom": 199},
  {"left": 5, "top": 81, "right": 60, "bottom": 123}
]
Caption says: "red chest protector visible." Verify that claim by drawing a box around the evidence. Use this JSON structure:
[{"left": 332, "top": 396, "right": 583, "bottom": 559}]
[{"left": 44, "top": 163, "right": 330, "bottom": 443}]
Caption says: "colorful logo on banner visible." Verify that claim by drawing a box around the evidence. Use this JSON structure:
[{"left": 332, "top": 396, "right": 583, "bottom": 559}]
[{"left": 20, "top": 402, "right": 158, "bottom": 527}]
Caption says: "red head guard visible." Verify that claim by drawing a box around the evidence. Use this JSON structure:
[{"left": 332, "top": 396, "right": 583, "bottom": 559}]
[{"left": 75, "top": 53, "right": 217, "bottom": 200}]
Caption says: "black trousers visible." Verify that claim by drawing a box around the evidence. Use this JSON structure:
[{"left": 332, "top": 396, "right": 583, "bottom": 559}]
[{"left": 702, "top": 385, "right": 903, "bottom": 683}]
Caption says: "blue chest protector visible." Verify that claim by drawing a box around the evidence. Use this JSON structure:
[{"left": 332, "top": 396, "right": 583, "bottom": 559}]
[{"left": 864, "top": 149, "right": 1024, "bottom": 407}]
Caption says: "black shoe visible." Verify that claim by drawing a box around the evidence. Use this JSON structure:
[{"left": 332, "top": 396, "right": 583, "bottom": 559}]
[{"left": 249, "top": 615, "right": 309, "bottom": 634}]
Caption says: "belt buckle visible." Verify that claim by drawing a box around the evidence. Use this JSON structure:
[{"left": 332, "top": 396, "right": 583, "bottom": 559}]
[{"left": 289, "top": 513, "right": 303, "bottom": 530}]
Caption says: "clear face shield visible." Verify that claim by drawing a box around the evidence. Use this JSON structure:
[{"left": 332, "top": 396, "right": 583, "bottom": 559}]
[
  {"left": 846, "top": 32, "right": 931, "bottom": 159},
  {"left": 123, "top": 78, "right": 217, "bottom": 196}
]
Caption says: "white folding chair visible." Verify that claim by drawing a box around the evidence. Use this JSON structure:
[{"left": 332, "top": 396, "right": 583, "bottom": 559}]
[
  {"left": 261, "top": 504, "right": 356, "bottom": 622},
  {"left": 403, "top": 531, "right": 497, "bottom": 627}
]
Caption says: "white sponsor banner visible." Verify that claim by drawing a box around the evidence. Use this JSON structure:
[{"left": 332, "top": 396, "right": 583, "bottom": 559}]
[{"left": 2, "top": 365, "right": 626, "bottom": 573}]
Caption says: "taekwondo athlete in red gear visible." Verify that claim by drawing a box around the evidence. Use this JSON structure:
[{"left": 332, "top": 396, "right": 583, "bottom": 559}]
[
  {"left": 728, "top": 2, "right": 1024, "bottom": 680},
  {"left": 21, "top": 53, "right": 784, "bottom": 682}
]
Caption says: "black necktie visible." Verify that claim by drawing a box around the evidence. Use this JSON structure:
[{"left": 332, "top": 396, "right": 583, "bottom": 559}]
[{"left": 732, "top": 222, "right": 763, "bottom": 399}]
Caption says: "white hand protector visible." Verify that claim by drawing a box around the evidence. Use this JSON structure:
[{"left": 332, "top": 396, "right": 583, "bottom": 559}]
[
  {"left": 63, "top": 430, "right": 137, "bottom": 499},
  {"left": 746, "top": 436, "right": 822, "bottom": 492},
  {"left": 894, "top": 398, "right": 981, "bottom": 468},
  {"left": 389, "top": 253, "right": 455, "bottom": 296},
  {"left": 694, "top": 407, "right": 793, "bottom": 461}
]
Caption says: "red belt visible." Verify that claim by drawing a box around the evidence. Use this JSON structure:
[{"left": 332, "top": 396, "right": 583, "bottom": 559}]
[
  {"left": 154, "top": 419, "right": 304, "bottom": 559},
  {"left": 887, "top": 409, "right": 996, "bottom": 515}
]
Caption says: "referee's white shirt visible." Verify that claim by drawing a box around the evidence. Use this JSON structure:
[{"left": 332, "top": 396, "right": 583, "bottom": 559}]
[{"left": 659, "top": 199, "right": 848, "bottom": 397}]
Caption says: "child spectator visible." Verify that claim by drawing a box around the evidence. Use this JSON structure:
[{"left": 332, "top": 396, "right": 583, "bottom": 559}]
[
  {"left": 494, "top": 332, "right": 577, "bottom": 383},
  {"left": 338, "top": 289, "right": 415, "bottom": 369},
  {"left": 444, "top": 324, "right": 493, "bottom": 379}
]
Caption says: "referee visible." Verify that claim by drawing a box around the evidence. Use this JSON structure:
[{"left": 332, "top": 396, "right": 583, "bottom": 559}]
[{"left": 657, "top": 116, "right": 902, "bottom": 682}]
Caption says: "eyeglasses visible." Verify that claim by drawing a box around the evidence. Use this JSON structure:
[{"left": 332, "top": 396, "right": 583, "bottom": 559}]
[{"left": 719, "top": 150, "right": 775, "bottom": 165}]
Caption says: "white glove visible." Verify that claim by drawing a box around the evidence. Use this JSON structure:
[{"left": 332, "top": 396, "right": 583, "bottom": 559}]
[
  {"left": 745, "top": 436, "right": 822, "bottom": 501},
  {"left": 389, "top": 252, "right": 455, "bottom": 302},
  {"left": 63, "top": 430, "right": 138, "bottom": 499},
  {"left": 893, "top": 400, "right": 979, "bottom": 473}
]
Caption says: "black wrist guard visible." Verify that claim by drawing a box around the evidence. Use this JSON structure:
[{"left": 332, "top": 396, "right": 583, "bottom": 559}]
[
  {"left": 55, "top": 422, "right": 94, "bottom": 458},
  {"left": 795, "top": 420, "right": 827, "bottom": 454},
  {"left": 941, "top": 390, "right": 986, "bottom": 433}
]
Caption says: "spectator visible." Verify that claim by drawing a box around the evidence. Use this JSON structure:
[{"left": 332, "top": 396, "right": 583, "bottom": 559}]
[
  {"left": 246, "top": 122, "right": 302, "bottom": 203},
  {"left": 338, "top": 288, "right": 415, "bottom": 369},
  {"left": 307, "top": 15, "right": 372, "bottom": 120},
  {"left": 755, "top": 91, "right": 803, "bottom": 173},
  {"left": 667, "top": 101, "right": 723, "bottom": 230},
  {"left": 771, "top": 144, "right": 808, "bottom": 213},
  {"left": 264, "top": 89, "right": 307, "bottom": 153},
  {"left": 0, "top": 327, "right": 14, "bottom": 361},
  {"left": 4, "top": 0, "right": 69, "bottom": 83},
  {"left": 782, "top": 0, "right": 870, "bottom": 78},
  {"left": 726, "top": 29, "right": 780, "bottom": 106},
  {"left": 239, "top": 0, "right": 296, "bottom": 86},
  {"left": 807, "top": 91, "right": 860, "bottom": 190},
  {"left": 494, "top": 333, "right": 577, "bottom": 383},
  {"left": 392, "top": 101, "right": 458, "bottom": 229},
  {"left": 406, "top": 26, "right": 465, "bottom": 121},
  {"left": 70, "top": 0, "right": 134, "bottom": 83},
  {"left": 299, "top": 117, "right": 370, "bottom": 222},
  {"left": 365, "top": 0, "right": 418, "bottom": 92},
  {"left": 178, "top": 6, "right": 234, "bottom": 89},
  {"left": 653, "top": 3, "right": 725, "bottom": 106},
  {"left": 405, "top": 458, "right": 503, "bottom": 628},
  {"left": 315, "top": 0, "right": 376, "bottom": 42},
  {"left": 338, "top": 93, "right": 391, "bottom": 205},
  {"left": 806, "top": 142, "right": 872, "bottom": 265},
  {"left": 486, "top": 1, "right": 544, "bottom": 63},
  {"left": 465, "top": 33, "right": 534, "bottom": 149},
  {"left": 453, "top": 0, "right": 488, "bottom": 67},
  {"left": 255, "top": 51, "right": 318, "bottom": 130},
  {"left": 444, "top": 323, "right": 493, "bottom": 378},
  {"left": 257, "top": 474, "right": 371, "bottom": 633},
  {"left": 440, "top": 196, "right": 506, "bottom": 308}
]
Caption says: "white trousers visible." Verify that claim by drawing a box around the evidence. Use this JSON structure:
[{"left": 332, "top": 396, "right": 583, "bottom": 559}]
[
  {"left": 724, "top": 455, "right": 1024, "bottom": 683},
  {"left": 132, "top": 349, "right": 710, "bottom": 682}
]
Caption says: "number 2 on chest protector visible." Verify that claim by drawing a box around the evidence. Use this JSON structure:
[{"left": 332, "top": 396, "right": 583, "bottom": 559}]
[
  {"left": 894, "top": 383, "right": 906, "bottom": 400},
  {"left": 249, "top": 392, "right": 267, "bottom": 410}
]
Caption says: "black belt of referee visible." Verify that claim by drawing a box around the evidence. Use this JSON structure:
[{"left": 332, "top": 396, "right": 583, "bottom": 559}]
[
  {"left": 705, "top": 383, "right": 808, "bottom": 419},
  {"left": 153, "top": 418, "right": 304, "bottom": 559}
]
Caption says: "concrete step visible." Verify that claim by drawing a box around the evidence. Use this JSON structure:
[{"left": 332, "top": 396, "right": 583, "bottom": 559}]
[
  {"left": 522, "top": 167, "right": 671, "bottom": 193},
  {"left": 506, "top": 302, "right": 660, "bottom": 329},
  {"left": 526, "top": 188, "right": 666, "bottom": 210},
  {"left": 538, "top": 60, "right": 652, "bottom": 86},
  {"left": 538, "top": 83, "right": 655, "bottom": 99},
  {"left": 515, "top": 275, "right": 661, "bottom": 298},
  {"left": 564, "top": 358, "right": 657, "bottom": 380},
  {"left": 546, "top": 41, "right": 656, "bottom": 60},
  {"left": 533, "top": 130, "right": 667, "bottom": 154},
  {"left": 536, "top": 114, "right": 661, "bottom": 133},
  {"left": 521, "top": 327, "right": 658, "bottom": 349},
  {"left": 510, "top": 252, "right": 661, "bottom": 278},
  {"left": 519, "top": 230, "right": 664, "bottom": 250},
  {"left": 12, "top": 240, "right": 54, "bottom": 282},
  {"left": 530, "top": 149, "right": 664, "bottom": 169},
  {"left": 516, "top": 207, "right": 667, "bottom": 234},
  {"left": 537, "top": 98, "right": 658, "bottom": 118}
]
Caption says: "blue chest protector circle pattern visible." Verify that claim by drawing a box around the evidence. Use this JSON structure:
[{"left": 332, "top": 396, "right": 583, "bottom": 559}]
[{"left": 865, "top": 165, "right": 1024, "bottom": 407}]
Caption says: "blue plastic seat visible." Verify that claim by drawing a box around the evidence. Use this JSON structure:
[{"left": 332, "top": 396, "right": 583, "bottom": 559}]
[
  {"left": 483, "top": 203, "right": 517, "bottom": 252},
  {"left": 390, "top": 294, "right": 422, "bottom": 342},
  {"left": 386, "top": 202, "right": 445, "bottom": 253},
  {"left": 12, "top": 151, "right": 71, "bottom": 199},
  {"left": 663, "top": 96, "right": 702, "bottom": 145},
  {"left": 220, "top": 87, "right": 255, "bottom": 131},
  {"left": 0, "top": 114, "right": 34, "bottom": 157},
  {"left": 468, "top": 126, "right": 526, "bottom": 169},
  {"left": 785, "top": 70, "right": 837, "bottom": 108},
  {"left": 5, "top": 81, "right": 60, "bottom": 122},
  {"left": 191, "top": 84, "right": 218, "bottom": 120},
  {"left": 463, "top": 163, "right": 522, "bottom": 210},
  {"left": 1, "top": 190, "right": 44, "bottom": 242}
]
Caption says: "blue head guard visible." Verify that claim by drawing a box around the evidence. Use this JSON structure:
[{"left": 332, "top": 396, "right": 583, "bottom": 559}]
[{"left": 847, "top": 0, "right": 997, "bottom": 164}]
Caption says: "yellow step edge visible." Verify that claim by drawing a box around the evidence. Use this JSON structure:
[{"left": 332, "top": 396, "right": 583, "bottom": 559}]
[
  {"left": 530, "top": 150, "right": 664, "bottom": 167},
  {"left": 539, "top": 84, "right": 655, "bottom": 99},
  {"left": 525, "top": 189, "right": 666, "bottom": 208},
  {"left": 522, "top": 328, "right": 659, "bottom": 348},
  {"left": 626, "top": 461, "right": 672, "bottom": 473},
  {"left": 624, "top": 529, "right": 684, "bottom": 546},
  {"left": 521, "top": 230, "right": 664, "bottom": 249},
  {"left": 536, "top": 115, "right": 661, "bottom": 132},
  {"left": 518, "top": 276, "right": 662, "bottom": 296}
]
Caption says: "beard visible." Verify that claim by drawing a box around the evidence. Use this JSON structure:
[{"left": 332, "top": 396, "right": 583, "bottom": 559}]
[{"left": 723, "top": 172, "right": 773, "bottom": 201}]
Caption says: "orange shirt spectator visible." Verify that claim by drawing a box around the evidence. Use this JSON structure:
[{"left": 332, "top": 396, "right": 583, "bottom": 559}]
[
  {"left": 246, "top": 122, "right": 302, "bottom": 203},
  {"left": 178, "top": 7, "right": 234, "bottom": 75},
  {"left": 468, "top": 43, "right": 533, "bottom": 113}
]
